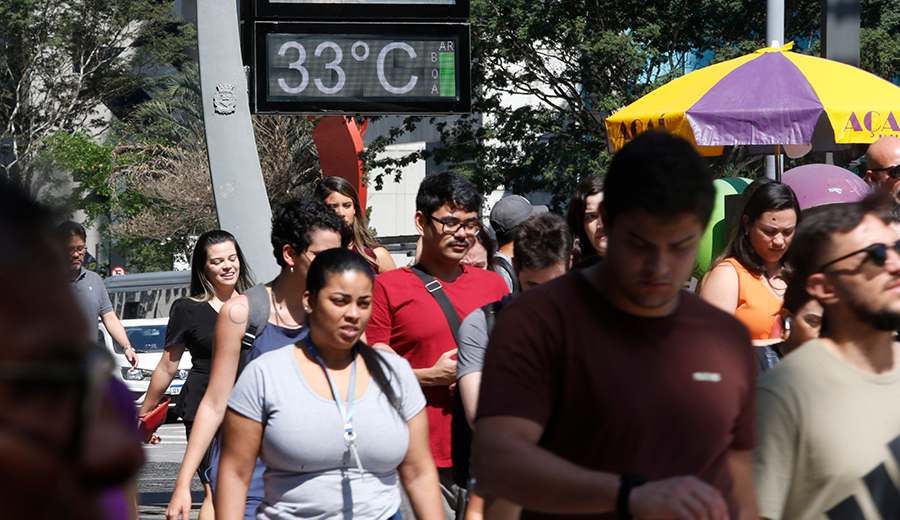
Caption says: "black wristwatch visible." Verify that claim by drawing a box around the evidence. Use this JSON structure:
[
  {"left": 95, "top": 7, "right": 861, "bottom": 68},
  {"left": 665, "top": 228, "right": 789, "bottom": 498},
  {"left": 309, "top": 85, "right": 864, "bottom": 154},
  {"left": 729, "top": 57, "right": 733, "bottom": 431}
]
[{"left": 617, "top": 473, "right": 648, "bottom": 520}]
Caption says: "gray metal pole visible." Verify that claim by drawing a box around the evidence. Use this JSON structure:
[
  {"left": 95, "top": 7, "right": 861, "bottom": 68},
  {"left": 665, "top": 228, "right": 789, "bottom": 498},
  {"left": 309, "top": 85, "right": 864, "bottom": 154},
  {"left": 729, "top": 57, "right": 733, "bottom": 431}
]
[
  {"left": 822, "top": 0, "right": 861, "bottom": 167},
  {"left": 765, "top": 0, "right": 784, "bottom": 180},
  {"left": 196, "top": 0, "right": 280, "bottom": 282},
  {"left": 766, "top": 2, "right": 785, "bottom": 52}
]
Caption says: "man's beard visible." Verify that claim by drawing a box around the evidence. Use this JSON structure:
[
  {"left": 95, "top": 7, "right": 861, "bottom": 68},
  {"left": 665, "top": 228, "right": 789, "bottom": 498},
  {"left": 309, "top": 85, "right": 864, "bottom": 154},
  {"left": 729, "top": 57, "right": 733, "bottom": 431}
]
[{"left": 847, "top": 295, "right": 900, "bottom": 331}]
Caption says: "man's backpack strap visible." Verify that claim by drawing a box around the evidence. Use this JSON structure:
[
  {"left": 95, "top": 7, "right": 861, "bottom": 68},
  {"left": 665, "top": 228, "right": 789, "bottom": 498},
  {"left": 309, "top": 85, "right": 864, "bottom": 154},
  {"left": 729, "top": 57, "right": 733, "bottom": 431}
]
[
  {"left": 492, "top": 254, "right": 520, "bottom": 294},
  {"left": 481, "top": 294, "right": 514, "bottom": 335},
  {"left": 409, "top": 265, "right": 461, "bottom": 345}
]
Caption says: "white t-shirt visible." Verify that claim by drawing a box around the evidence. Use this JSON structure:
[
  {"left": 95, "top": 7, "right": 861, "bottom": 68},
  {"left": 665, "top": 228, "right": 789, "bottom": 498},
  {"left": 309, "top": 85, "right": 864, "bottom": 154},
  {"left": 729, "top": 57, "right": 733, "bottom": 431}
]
[
  {"left": 228, "top": 345, "right": 426, "bottom": 520},
  {"left": 753, "top": 339, "right": 900, "bottom": 520}
]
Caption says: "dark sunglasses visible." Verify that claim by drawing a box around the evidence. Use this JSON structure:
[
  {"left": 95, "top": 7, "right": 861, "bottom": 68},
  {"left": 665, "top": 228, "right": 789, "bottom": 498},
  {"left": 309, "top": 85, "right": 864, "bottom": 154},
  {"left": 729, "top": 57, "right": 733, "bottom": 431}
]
[
  {"left": 818, "top": 240, "right": 900, "bottom": 272},
  {"left": 869, "top": 164, "right": 900, "bottom": 179}
]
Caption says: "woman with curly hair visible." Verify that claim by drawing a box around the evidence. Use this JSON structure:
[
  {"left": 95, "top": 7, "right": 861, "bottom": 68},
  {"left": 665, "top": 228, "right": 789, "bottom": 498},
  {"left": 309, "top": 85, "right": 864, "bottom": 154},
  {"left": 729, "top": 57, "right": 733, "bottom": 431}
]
[{"left": 167, "top": 197, "right": 351, "bottom": 520}]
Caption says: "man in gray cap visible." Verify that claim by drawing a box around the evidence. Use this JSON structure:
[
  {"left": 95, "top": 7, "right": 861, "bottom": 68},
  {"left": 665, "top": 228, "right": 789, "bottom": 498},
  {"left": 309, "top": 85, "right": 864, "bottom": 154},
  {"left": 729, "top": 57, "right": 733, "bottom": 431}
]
[{"left": 489, "top": 195, "right": 548, "bottom": 292}]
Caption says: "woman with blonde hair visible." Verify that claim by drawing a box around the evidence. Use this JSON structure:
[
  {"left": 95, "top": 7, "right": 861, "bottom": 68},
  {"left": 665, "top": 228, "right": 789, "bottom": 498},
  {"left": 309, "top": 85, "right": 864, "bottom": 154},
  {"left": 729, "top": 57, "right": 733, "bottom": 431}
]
[{"left": 314, "top": 176, "right": 396, "bottom": 274}]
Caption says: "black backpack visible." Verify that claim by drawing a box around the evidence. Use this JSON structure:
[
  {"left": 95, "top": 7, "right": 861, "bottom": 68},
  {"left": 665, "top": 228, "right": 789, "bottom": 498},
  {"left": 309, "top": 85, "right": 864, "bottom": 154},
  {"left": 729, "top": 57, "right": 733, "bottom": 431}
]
[{"left": 451, "top": 295, "right": 512, "bottom": 488}]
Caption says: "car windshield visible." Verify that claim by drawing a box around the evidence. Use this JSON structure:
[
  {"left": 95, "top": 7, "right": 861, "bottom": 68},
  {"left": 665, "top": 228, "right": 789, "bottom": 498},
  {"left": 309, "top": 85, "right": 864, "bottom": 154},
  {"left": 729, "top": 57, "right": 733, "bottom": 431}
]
[{"left": 114, "top": 325, "right": 168, "bottom": 354}]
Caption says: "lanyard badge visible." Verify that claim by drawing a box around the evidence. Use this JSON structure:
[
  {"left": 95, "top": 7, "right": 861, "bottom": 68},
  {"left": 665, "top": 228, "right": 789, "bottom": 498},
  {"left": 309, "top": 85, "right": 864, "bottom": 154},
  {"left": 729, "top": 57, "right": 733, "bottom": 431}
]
[{"left": 306, "top": 337, "right": 364, "bottom": 476}]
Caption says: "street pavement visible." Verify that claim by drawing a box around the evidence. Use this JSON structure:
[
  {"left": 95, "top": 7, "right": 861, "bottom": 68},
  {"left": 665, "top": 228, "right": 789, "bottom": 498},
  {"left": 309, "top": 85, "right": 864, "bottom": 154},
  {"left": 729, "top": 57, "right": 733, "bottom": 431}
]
[{"left": 138, "top": 422, "right": 204, "bottom": 520}]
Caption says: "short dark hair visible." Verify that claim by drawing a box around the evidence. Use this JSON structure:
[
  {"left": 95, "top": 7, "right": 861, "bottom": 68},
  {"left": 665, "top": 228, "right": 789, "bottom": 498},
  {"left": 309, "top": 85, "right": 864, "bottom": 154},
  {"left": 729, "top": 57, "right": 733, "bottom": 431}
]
[
  {"left": 780, "top": 268, "right": 813, "bottom": 314},
  {"left": 513, "top": 213, "right": 573, "bottom": 272},
  {"left": 305, "top": 247, "right": 402, "bottom": 416},
  {"left": 57, "top": 220, "right": 87, "bottom": 242},
  {"left": 189, "top": 229, "right": 255, "bottom": 301},
  {"left": 720, "top": 179, "right": 801, "bottom": 277},
  {"left": 787, "top": 193, "right": 892, "bottom": 297},
  {"left": 780, "top": 266, "right": 829, "bottom": 336},
  {"left": 271, "top": 197, "right": 351, "bottom": 267},
  {"left": 416, "top": 171, "right": 482, "bottom": 216},
  {"left": 603, "top": 131, "right": 715, "bottom": 227},
  {"left": 495, "top": 227, "right": 515, "bottom": 248},
  {"left": 306, "top": 247, "right": 375, "bottom": 301},
  {"left": 887, "top": 204, "right": 900, "bottom": 224},
  {"left": 566, "top": 175, "right": 604, "bottom": 265}
]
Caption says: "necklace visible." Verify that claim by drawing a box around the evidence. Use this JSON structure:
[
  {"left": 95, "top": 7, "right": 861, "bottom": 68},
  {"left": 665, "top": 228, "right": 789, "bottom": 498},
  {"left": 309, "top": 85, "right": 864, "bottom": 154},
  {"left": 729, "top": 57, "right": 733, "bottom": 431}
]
[{"left": 270, "top": 281, "right": 300, "bottom": 327}]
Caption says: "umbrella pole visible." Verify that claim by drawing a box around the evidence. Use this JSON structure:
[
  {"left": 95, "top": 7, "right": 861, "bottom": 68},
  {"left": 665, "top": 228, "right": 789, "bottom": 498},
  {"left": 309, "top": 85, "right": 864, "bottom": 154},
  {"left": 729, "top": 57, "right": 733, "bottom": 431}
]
[{"left": 775, "top": 145, "right": 783, "bottom": 182}]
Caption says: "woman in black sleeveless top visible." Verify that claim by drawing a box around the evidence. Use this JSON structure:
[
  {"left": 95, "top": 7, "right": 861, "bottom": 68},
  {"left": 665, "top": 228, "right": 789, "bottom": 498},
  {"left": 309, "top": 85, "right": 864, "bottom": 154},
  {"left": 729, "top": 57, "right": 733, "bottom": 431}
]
[{"left": 138, "top": 229, "right": 254, "bottom": 519}]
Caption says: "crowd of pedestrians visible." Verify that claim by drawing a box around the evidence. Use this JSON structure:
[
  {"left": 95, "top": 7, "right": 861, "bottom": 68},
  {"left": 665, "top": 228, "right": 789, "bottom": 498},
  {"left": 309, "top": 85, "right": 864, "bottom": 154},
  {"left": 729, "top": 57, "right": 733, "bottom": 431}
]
[{"left": 4, "top": 132, "right": 900, "bottom": 520}]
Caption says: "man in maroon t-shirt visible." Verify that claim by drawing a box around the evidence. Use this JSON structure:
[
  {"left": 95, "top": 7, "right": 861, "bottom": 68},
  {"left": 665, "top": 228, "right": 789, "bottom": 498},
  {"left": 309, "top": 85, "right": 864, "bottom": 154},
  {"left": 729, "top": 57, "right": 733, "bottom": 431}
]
[
  {"left": 472, "top": 133, "right": 759, "bottom": 520},
  {"left": 368, "top": 171, "right": 509, "bottom": 519}
]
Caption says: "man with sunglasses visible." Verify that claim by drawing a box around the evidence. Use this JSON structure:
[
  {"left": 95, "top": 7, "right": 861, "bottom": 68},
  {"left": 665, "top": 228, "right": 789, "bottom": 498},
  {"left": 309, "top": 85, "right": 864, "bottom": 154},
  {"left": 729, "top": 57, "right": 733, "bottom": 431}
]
[
  {"left": 0, "top": 181, "right": 144, "bottom": 519},
  {"left": 865, "top": 136, "right": 900, "bottom": 203},
  {"left": 368, "top": 170, "right": 510, "bottom": 520},
  {"left": 754, "top": 194, "right": 900, "bottom": 520}
]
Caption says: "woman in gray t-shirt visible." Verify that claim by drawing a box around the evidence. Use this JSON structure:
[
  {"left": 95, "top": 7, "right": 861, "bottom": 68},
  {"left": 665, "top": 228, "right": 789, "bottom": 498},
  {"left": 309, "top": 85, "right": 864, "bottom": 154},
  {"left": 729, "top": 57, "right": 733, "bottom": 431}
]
[{"left": 217, "top": 248, "right": 444, "bottom": 520}]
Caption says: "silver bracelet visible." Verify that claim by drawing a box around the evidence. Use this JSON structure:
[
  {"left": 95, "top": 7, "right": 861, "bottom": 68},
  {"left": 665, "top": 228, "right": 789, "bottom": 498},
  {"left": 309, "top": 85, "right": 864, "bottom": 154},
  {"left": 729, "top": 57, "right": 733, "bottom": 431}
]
[{"left": 123, "top": 346, "right": 134, "bottom": 351}]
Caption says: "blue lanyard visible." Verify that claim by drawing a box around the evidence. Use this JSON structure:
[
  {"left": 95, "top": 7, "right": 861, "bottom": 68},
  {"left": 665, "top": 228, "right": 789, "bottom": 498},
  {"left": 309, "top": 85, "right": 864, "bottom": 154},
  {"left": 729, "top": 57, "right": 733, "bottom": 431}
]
[{"left": 305, "top": 336, "right": 364, "bottom": 474}]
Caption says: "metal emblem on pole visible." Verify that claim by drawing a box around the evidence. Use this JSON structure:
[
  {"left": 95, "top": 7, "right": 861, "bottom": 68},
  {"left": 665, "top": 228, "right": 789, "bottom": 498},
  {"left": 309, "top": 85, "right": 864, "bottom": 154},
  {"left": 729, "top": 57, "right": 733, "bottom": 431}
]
[{"left": 214, "top": 84, "right": 237, "bottom": 115}]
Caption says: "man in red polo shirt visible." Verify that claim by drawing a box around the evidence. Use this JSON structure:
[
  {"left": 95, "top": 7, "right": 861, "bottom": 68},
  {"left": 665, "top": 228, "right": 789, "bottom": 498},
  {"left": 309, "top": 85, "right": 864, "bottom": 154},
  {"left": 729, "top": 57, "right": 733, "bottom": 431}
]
[{"left": 368, "top": 171, "right": 509, "bottom": 520}]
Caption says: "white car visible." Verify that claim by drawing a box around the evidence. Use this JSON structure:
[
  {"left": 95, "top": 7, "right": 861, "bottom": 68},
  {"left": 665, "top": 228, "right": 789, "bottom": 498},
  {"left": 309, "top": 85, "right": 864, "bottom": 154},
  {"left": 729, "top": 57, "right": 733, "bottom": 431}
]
[{"left": 99, "top": 318, "right": 192, "bottom": 411}]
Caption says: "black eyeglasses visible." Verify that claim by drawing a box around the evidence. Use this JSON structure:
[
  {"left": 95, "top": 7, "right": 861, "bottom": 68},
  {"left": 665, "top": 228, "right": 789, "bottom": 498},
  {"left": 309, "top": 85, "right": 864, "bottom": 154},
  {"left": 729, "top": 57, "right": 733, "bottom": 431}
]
[
  {"left": 818, "top": 240, "right": 900, "bottom": 273},
  {"left": 428, "top": 215, "right": 482, "bottom": 236},
  {"left": 869, "top": 164, "right": 900, "bottom": 179}
]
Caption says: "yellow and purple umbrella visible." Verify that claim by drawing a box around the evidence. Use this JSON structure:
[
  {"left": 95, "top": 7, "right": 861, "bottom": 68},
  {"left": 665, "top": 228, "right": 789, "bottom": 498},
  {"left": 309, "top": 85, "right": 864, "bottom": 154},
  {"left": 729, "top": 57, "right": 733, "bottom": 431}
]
[{"left": 605, "top": 43, "right": 900, "bottom": 156}]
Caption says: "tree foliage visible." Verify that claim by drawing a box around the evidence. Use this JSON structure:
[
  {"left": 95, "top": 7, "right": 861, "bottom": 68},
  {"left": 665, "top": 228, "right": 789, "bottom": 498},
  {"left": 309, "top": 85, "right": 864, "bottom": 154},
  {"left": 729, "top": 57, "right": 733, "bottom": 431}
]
[
  {"left": 39, "top": 63, "right": 322, "bottom": 273},
  {"left": 364, "top": 0, "right": 900, "bottom": 209},
  {"left": 0, "top": 0, "right": 195, "bottom": 196}
]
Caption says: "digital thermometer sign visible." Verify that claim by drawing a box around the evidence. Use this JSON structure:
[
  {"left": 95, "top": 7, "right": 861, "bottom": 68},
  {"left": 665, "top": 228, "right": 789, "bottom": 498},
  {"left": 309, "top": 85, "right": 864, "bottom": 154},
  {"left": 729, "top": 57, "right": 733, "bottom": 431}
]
[
  {"left": 252, "top": 0, "right": 468, "bottom": 21},
  {"left": 253, "top": 22, "right": 470, "bottom": 114}
]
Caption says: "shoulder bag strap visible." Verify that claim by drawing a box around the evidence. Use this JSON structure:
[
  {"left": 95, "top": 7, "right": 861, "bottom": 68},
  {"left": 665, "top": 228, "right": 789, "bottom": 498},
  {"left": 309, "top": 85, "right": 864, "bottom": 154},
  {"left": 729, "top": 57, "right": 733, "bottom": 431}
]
[
  {"left": 409, "top": 264, "right": 461, "bottom": 346},
  {"left": 411, "top": 265, "right": 474, "bottom": 489},
  {"left": 242, "top": 283, "right": 271, "bottom": 349}
]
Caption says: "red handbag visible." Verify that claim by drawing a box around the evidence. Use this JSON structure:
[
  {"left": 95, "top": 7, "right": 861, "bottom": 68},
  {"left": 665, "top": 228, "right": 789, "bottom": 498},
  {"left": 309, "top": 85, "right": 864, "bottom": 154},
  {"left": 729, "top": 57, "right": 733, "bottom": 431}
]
[{"left": 138, "top": 398, "right": 170, "bottom": 443}]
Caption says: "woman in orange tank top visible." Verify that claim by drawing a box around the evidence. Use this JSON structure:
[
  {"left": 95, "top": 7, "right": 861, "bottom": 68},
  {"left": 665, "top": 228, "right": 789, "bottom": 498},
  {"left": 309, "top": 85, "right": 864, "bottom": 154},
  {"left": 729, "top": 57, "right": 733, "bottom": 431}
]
[{"left": 699, "top": 179, "right": 801, "bottom": 341}]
